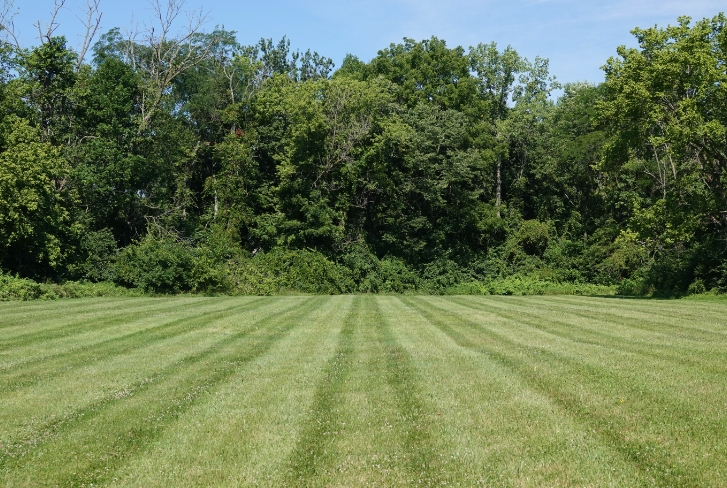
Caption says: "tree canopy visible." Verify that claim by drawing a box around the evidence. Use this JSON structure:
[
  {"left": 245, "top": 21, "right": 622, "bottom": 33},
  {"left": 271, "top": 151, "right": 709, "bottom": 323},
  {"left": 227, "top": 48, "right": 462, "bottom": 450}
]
[{"left": 1, "top": 5, "right": 726, "bottom": 296}]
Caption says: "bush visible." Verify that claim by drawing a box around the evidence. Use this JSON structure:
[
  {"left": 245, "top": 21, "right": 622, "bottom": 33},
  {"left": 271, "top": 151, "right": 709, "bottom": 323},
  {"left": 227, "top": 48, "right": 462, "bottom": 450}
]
[
  {"left": 616, "top": 277, "right": 651, "bottom": 296},
  {"left": 225, "top": 255, "right": 278, "bottom": 295},
  {"left": 256, "top": 248, "right": 354, "bottom": 294},
  {"left": 48, "top": 280, "right": 141, "bottom": 298},
  {"left": 114, "top": 232, "right": 195, "bottom": 293},
  {"left": 224, "top": 248, "right": 354, "bottom": 295},
  {"left": 446, "top": 275, "right": 617, "bottom": 296},
  {"left": 377, "top": 257, "right": 421, "bottom": 293},
  {"left": 687, "top": 279, "right": 707, "bottom": 296},
  {"left": 0, "top": 272, "right": 140, "bottom": 300},
  {"left": 508, "top": 220, "right": 551, "bottom": 258},
  {"left": 69, "top": 228, "right": 119, "bottom": 282},
  {"left": 0, "top": 273, "right": 43, "bottom": 300},
  {"left": 420, "top": 258, "right": 469, "bottom": 293}
]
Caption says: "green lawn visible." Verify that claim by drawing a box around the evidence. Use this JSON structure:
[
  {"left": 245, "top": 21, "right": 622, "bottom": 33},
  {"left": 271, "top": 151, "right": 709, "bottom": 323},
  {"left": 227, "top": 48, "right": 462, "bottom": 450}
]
[{"left": 1, "top": 295, "right": 726, "bottom": 487}]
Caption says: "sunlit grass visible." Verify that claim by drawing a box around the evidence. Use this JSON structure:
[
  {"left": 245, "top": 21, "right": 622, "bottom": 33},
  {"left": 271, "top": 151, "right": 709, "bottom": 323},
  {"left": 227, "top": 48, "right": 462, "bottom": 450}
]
[{"left": 1, "top": 295, "right": 726, "bottom": 486}]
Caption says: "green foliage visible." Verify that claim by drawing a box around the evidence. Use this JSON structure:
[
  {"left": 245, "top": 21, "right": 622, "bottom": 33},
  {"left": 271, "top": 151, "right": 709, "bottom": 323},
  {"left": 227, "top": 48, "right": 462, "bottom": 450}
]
[
  {"left": 366, "top": 37, "right": 478, "bottom": 110},
  {"left": 447, "top": 275, "right": 617, "bottom": 296},
  {"left": 0, "top": 273, "right": 43, "bottom": 300},
  {"left": 0, "top": 271, "right": 139, "bottom": 300},
  {"left": 68, "top": 228, "right": 119, "bottom": 282},
  {"left": 114, "top": 231, "right": 196, "bottom": 294},
  {"left": 509, "top": 219, "right": 550, "bottom": 257},
  {"left": 252, "top": 248, "right": 354, "bottom": 294},
  {"left": 599, "top": 14, "right": 727, "bottom": 293},
  {"left": 19, "top": 36, "right": 77, "bottom": 144},
  {"left": 2, "top": 15, "right": 726, "bottom": 297},
  {"left": 0, "top": 116, "right": 68, "bottom": 277}
]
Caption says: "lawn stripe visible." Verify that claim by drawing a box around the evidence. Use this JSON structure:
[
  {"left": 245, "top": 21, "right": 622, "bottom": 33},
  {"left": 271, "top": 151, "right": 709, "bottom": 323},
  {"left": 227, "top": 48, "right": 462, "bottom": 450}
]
[
  {"left": 530, "top": 296, "right": 727, "bottom": 328},
  {"left": 374, "top": 295, "right": 441, "bottom": 486},
  {"left": 442, "top": 298, "right": 724, "bottom": 415},
  {"left": 2, "top": 296, "right": 727, "bottom": 486},
  {"left": 286, "top": 296, "right": 442, "bottom": 487},
  {"left": 0, "top": 297, "right": 173, "bottom": 331},
  {"left": 112, "top": 296, "right": 354, "bottom": 487},
  {"left": 450, "top": 296, "right": 727, "bottom": 374},
  {"left": 487, "top": 295, "right": 727, "bottom": 339},
  {"left": 437, "top": 297, "right": 727, "bottom": 486},
  {"left": 0, "top": 297, "right": 152, "bottom": 323},
  {"left": 402, "top": 296, "right": 700, "bottom": 487},
  {"left": 284, "top": 295, "right": 360, "bottom": 485},
  {"left": 0, "top": 296, "right": 221, "bottom": 348},
  {"left": 0, "top": 297, "right": 280, "bottom": 464},
  {"left": 0, "top": 297, "right": 321, "bottom": 487},
  {"left": 389, "top": 296, "right": 639, "bottom": 486},
  {"left": 0, "top": 297, "right": 263, "bottom": 380}
]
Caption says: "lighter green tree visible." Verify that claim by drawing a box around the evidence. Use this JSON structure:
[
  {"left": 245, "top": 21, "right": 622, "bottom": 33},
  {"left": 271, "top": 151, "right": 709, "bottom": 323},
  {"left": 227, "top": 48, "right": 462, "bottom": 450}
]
[
  {"left": 0, "top": 116, "right": 69, "bottom": 275},
  {"left": 600, "top": 14, "right": 727, "bottom": 253}
]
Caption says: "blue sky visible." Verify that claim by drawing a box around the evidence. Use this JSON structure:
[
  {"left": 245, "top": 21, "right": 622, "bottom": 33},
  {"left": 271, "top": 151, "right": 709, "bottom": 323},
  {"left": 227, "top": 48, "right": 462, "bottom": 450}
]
[{"left": 8, "top": 0, "right": 726, "bottom": 84}]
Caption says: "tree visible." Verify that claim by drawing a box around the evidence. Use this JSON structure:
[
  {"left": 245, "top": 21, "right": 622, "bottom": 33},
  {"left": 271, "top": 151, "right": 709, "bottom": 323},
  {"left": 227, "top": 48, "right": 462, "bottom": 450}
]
[
  {"left": 366, "top": 37, "right": 478, "bottom": 111},
  {"left": 0, "top": 116, "right": 69, "bottom": 276},
  {"left": 599, "top": 14, "right": 727, "bottom": 291},
  {"left": 19, "top": 36, "right": 77, "bottom": 144},
  {"left": 469, "top": 43, "right": 558, "bottom": 218}
]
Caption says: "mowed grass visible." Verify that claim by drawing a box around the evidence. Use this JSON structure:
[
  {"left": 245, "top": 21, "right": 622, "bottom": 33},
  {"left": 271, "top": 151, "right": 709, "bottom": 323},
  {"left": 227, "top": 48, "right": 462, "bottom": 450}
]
[{"left": 1, "top": 296, "right": 726, "bottom": 487}]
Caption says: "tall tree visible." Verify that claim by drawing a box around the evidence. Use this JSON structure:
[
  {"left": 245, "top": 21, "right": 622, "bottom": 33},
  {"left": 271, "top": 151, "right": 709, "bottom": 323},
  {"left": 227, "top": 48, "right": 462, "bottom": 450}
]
[{"left": 599, "top": 14, "right": 727, "bottom": 290}]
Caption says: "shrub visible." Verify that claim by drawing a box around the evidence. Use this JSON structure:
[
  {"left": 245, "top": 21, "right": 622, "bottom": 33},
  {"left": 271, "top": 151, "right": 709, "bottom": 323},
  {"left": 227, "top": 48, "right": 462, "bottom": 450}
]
[
  {"left": 377, "top": 257, "right": 420, "bottom": 293},
  {"left": 687, "top": 279, "right": 707, "bottom": 296},
  {"left": 0, "top": 273, "right": 43, "bottom": 300},
  {"left": 445, "top": 275, "right": 617, "bottom": 296},
  {"left": 256, "top": 248, "right": 354, "bottom": 294},
  {"left": 114, "top": 232, "right": 195, "bottom": 293},
  {"left": 0, "top": 272, "right": 140, "bottom": 300},
  {"left": 509, "top": 220, "right": 551, "bottom": 258},
  {"left": 74, "top": 228, "right": 119, "bottom": 282},
  {"left": 616, "top": 277, "right": 651, "bottom": 296},
  {"left": 420, "top": 258, "right": 469, "bottom": 293}
]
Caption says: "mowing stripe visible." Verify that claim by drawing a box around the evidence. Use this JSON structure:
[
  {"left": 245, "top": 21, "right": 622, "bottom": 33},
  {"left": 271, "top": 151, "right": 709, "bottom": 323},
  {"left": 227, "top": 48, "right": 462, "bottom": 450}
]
[
  {"left": 402, "top": 296, "right": 699, "bottom": 487},
  {"left": 284, "top": 296, "right": 360, "bottom": 485},
  {"left": 285, "top": 296, "right": 442, "bottom": 487},
  {"left": 439, "top": 296, "right": 727, "bottom": 486},
  {"left": 0, "top": 297, "right": 264, "bottom": 379},
  {"left": 443, "top": 297, "right": 727, "bottom": 422},
  {"left": 0, "top": 297, "right": 158, "bottom": 324},
  {"left": 0, "top": 298, "right": 288, "bottom": 467},
  {"left": 3, "top": 296, "right": 726, "bottom": 486},
  {"left": 374, "top": 296, "right": 441, "bottom": 486},
  {"left": 449, "top": 296, "right": 727, "bottom": 374},
  {"left": 387, "top": 296, "right": 638, "bottom": 486},
  {"left": 477, "top": 296, "right": 727, "bottom": 340},
  {"left": 0, "top": 297, "right": 223, "bottom": 349},
  {"left": 0, "top": 297, "right": 322, "bottom": 487},
  {"left": 0, "top": 297, "right": 181, "bottom": 332},
  {"left": 530, "top": 295, "right": 727, "bottom": 328},
  {"left": 111, "top": 296, "right": 355, "bottom": 487}
]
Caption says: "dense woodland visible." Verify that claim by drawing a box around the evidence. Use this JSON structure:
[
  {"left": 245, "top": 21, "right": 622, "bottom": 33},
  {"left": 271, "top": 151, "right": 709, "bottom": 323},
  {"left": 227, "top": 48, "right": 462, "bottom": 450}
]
[{"left": 1, "top": 2, "right": 726, "bottom": 295}]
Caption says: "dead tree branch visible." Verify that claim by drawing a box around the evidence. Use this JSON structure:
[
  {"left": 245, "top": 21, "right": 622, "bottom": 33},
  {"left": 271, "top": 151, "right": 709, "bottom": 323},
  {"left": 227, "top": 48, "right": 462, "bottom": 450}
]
[
  {"left": 0, "top": 0, "right": 22, "bottom": 49},
  {"left": 34, "top": 0, "right": 66, "bottom": 44},
  {"left": 75, "top": 0, "right": 102, "bottom": 70}
]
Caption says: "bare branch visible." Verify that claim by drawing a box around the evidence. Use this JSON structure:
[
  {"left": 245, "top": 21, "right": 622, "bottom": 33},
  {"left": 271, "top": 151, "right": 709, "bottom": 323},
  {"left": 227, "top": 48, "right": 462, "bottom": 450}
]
[
  {"left": 132, "top": 0, "right": 211, "bottom": 133},
  {"left": 0, "top": 0, "right": 22, "bottom": 49},
  {"left": 33, "top": 0, "right": 66, "bottom": 44},
  {"left": 125, "top": 24, "right": 138, "bottom": 68},
  {"left": 76, "top": 0, "right": 102, "bottom": 70}
]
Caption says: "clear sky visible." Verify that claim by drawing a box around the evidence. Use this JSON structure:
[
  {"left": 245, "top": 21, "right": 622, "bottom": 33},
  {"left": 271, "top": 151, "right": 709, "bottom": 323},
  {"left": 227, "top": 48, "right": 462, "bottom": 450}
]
[{"left": 7, "top": 0, "right": 726, "bottom": 84}]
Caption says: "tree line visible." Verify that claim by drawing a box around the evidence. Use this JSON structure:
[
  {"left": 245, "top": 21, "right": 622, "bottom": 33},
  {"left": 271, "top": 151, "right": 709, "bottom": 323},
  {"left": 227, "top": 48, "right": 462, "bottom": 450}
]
[{"left": 1, "top": 2, "right": 726, "bottom": 295}]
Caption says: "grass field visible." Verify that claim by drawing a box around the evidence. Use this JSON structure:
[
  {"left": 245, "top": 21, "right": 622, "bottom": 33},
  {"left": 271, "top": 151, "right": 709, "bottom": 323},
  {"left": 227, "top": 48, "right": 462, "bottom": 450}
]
[{"left": 1, "top": 295, "right": 726, "bottom": 487}]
